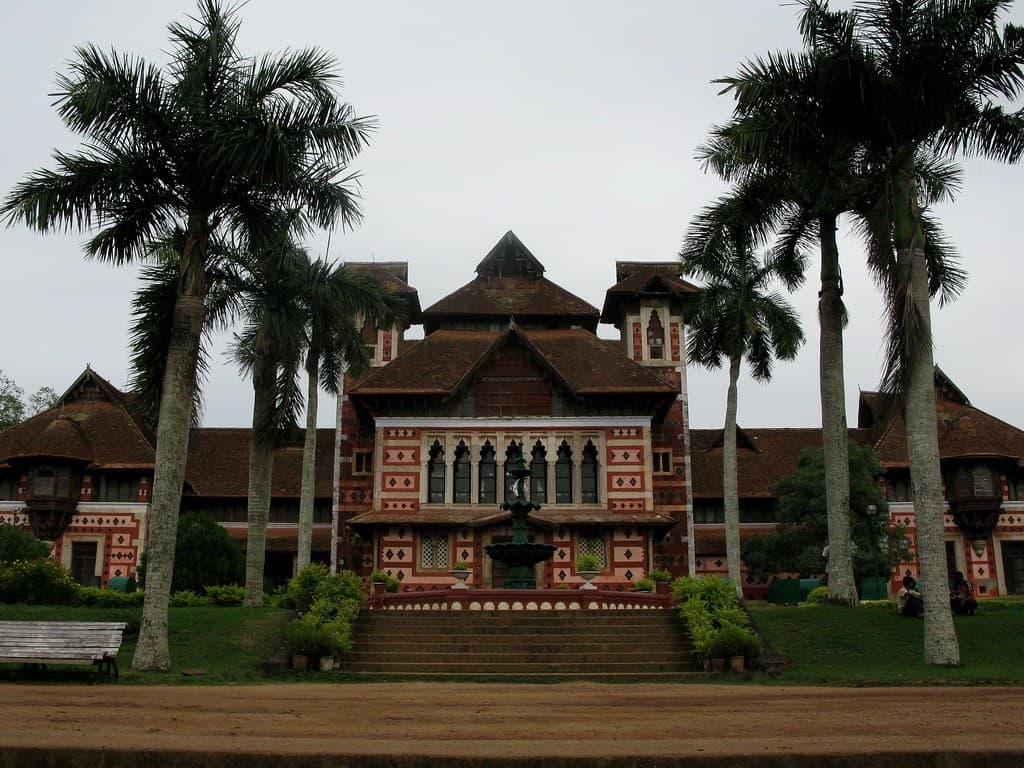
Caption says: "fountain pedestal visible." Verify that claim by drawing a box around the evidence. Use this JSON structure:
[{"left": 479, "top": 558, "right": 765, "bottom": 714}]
[{"left": 484, "top": 449, "right": 556, "bottom": 589}]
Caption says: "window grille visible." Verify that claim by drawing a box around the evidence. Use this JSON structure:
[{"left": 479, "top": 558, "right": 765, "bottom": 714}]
[
  {"left": 647, "top": 309, "right": 665, "bottom": 359},
  {"left": 576, "top": 533, "right": 606, "bottom": 567},
  {"left": 419, "top": 533, "right": 450, "bottom": 570}
]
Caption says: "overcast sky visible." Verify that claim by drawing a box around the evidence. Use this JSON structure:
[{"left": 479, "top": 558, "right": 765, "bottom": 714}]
[{"left": 3, "top": 1, "right": 1023, "bottom": 431}]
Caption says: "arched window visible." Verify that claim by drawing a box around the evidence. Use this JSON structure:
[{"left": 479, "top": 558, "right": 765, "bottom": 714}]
[
  {"left": 453, "top": 440, "right": 471, "bottom": 503},
  {"left": 647, "top": 309, "right": 665, "bottom": 360},
  {"left": 555, "top": 440, "right": 573, "bottom": 504},
  {"left": 427, "top": 440, "right": 445, "bottom": 504},
  {"left": 581, "top": 439, "right": 599, "bottom": 503},
  {"left": 530, "top": 440, "right": 547, "bottom": 503},
  {"left": 478, "top": 441, "right": 497, "bottom": 504},
  {"left": 504, "top": 440, "right": 522, "bottom": 502}
]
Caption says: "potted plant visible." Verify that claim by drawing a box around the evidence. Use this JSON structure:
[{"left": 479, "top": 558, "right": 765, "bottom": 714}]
[
  {"left": 575, "top": 553, "right": 601, "bottom": 590},
  {"left": 648, "top": 567, "right": 673, "bottom": 595},
  {"left": 706, "top": 624, "right": 761, "bottom": 673},
  {"left": 633, "top": 577, "right": 656, "bottom": 593},
  {"left": 449, "top": 561, "right": 472, "bottom": 589},
  {"left": 285, "top": 614, "right": 344, "bottom": 671},
  {"left": 369, "top": 569, "right": 399, "bottom": 595}
]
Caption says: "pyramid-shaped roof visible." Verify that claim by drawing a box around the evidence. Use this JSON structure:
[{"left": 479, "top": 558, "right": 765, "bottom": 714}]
[{"left": 421, "top": 232, "right": 600, "bottom": 333}]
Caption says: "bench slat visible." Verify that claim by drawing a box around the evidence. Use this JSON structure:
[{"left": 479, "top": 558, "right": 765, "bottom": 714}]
[{"left": 0, "top": 621, "right": 127, "bottom": 667}]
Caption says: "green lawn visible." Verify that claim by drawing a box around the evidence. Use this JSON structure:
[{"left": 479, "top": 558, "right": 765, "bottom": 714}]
[
  {"left": 749, "top": 602, "right": 1024, "bottom": 685},
  {"left": 0, "top": 604, "right": 292, "bottom": 684}
]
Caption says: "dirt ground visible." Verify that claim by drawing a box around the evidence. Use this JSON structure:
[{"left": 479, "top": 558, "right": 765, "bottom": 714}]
[{"left": 2, "top": 682, "right": 1023, "bottom": 765}]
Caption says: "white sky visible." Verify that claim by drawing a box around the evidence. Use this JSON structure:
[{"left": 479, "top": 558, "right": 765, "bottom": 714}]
[{"left": 2, "top": 1, "right": 1022, "bottom": 431}]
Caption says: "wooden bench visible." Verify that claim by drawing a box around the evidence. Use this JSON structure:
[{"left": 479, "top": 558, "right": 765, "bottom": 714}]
[{"left": 0, "top": 621, "right": 128, "bottom": 680}]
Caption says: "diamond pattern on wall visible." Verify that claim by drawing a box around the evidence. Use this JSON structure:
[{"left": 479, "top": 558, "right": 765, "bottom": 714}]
[
  {"left": 625, "top": 570, "right": 634, "bottom": 580},
  {"left": 386, "top": 549, "right": 394, "bottom": 560},
  {"left": 461, "top": 549, "right": 470, "bottom": 561},
  {"left": 558, "top": 570, "right": 567, "bottom": 581},
  {"left": 624, "top": 549, "right": 633, "bottom": 560}
]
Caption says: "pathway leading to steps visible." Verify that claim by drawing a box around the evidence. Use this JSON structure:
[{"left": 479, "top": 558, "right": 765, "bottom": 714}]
[{"left": 1, "top": 682, "right": 1023, "bottom": 766}]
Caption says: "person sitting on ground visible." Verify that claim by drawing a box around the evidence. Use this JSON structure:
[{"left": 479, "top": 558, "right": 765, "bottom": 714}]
[
  {"left": 897, "top": 575, "right": 924, "bottom": 618},
  {"left": 949, "top": 571, "right": 978, "bottom": 616}
]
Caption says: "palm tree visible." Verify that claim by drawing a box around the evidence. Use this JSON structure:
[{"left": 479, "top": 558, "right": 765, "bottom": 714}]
[
  {"left": 800, "top": 0, "right": 1024, "bottom": 665},
  {"left": 698, "top": 10, "right": 964, "bottom": 604},
  {"left": 295, "top": 262, "right": 404, "bottom": 572},
  {"left": 682, "top": 217, "right": 805, "bottom": 598},
  {"left": 2, "top": 1, "right": 374, "bottom": 670}
]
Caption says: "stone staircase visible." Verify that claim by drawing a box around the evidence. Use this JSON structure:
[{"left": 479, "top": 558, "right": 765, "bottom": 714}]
[{"left": 344, "top": 609, "right": 702, "bottom": 680}]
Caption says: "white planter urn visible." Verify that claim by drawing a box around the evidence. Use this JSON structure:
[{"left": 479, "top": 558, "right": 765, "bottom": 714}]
[
  {"left": 578, "top": 570, "right": 599, "bottom": 590},
  {"left": 450, "top": 568, "right": 471, "bottom": 589}
]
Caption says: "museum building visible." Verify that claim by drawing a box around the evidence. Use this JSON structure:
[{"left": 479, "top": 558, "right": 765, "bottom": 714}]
[{"left": 2, "top": 232, "right": 1024, "bottom": 597}]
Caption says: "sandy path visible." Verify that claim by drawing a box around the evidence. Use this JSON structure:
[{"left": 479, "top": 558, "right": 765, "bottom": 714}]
[{"left": 2, "top": 682, "right": 1023, "bottom": 762}]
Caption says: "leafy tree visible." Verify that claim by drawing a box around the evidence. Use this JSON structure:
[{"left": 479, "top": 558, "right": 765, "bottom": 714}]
[
  {"left": 0, "top": 372, "right": 58, "bottom": 431},
  {"left": 682, "top": 221, "right": 804, "bottom": 597},
  {"left": 0, "top": 524, "right": 49, "bottom": 562},
  {"left": 742, "top": 443, "right": 910, "bottom": 587},
  {"left": 0, "top": 372, "right": 24, "bottom": 432},
  {"left": 138, "top": 511, "right": 244, "bottom": 594},
  {"left": 2, "top": 1, "right": 374, "bottom": 670},
  {"left": 799, "top": 0, "right": 1024, "bottom": 666}
]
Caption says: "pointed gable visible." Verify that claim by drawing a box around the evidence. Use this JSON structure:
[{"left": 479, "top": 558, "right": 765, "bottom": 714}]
[
  {"left": 475, "top": 231, "right": 545, "bottom": 278},
  {"left": 601, "top": 261, "right": 700, "bottom": 324},
  {"left": 0, "top": 367, "right": 156, "bottom": 470},
  {"left": 421, "top": 231, "right": 600, "bottom": 334}
]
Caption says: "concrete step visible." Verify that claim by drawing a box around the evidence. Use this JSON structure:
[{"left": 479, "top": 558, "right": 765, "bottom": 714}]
[{"left": 345, "top": 608, "right": 697, "bottom": 678}]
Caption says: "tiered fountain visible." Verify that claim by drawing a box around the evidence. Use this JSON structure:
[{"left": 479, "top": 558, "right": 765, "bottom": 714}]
[{"left": 484, "top": 448, "right": 557, "bottom": 589}]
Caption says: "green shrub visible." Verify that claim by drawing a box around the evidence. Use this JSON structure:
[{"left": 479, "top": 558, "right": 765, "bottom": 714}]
[
  {"left": 805, "top": 585, "right": 828, "bottom": 605},
  {"left": 277, "top": 563, "right": 330, "bottom": 611},
  {"left": 309, "top": 596, "right": 360, "bottom": 625},
  {"left": 673, "top": 575, "right": 755, "bottom": 661},
  {"left": 284, "top": 613, "right": 349, "bottom": 657},
  {"left": 452, "top": 561, "right": 471, "bottom": 571},
  {"left": 169, "top": 590, "right": 211, "bottom": 607},
  {"left": 575, "top": 553, "right": 601, "bottom": 572},
  {"left": 0, "top": 524, "right": 49, "bottom": 562},
  {"left": 76, "top": 586, "right": 144, "bottom": 608},
  {"left": 204, "top": 584, "right": 244, "bottom": 606},
  {"left": 706, "top": 624, "right": 762, "bottom": 659},
  {"left": 0, "top": 558, "right": 80, "bottom": 604},
  {"left": 633, "top": 577, "right": 656, "bottom": 592},
  {"left": 648, "top": 567, "right": 672, "bottom": 583},
  {"left": 977, "top": 598, "right": 1024, "bottom": 612},
  {"left": 314, "top": 571, "right": 366, "bottom": 605},
  {"left": 136, "top": 511, "right": 244, "bottom": 593}
]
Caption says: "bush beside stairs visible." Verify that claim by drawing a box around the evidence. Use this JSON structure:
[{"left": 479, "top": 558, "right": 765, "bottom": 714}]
[{"left": 344, "top": 609, "right": 703, "bottom": 680}]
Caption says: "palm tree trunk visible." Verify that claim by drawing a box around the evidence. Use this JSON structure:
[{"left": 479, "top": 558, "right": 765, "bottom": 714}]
[
  {"left": 894, "top": 164, "right": 960, "bottom": 665},
  {"left": 132, "top": 226, "right": 206, "bottom": 673},
  {"left": 243, "top": 364, "right": 276, "bottom": 608},
  {"left": 723, "top": 354, "right": 743, "bottom": 599},
  {"left": 296, "top": 353, "right": 319, "bottom": 572},
  {"left": 818, "top": 215, "right": 857, "bottom": 605}
]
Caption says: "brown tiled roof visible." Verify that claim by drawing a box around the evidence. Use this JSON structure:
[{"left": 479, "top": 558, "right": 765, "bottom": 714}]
[
  {"left": 601, "top": 262, "right": 700, "bottom": 323},
  {"left": 346, "top": 261, "right": 422, "bottom": 323},
  {"left": 348, "top": 509, "right": 501, "bottom": 527},
  {"left": 531, "top": 509, "right": 675, "bottom": 527},
  {"left": 858, "top": 368, "right": 1024, "bottom": 468},
  {"left": 349, "top": 326, "right": 677, "bottom": 398},
  {"left": 690, "top": 428, "right": 830, "bottom": 498},
  {"left": 422, "top": 275, "right": 600, "bottom": 332},
  {"left": 0, "top": 396, "right": 156, "bottom": 470},
  {"left": 866, "top": 394, "right": 1024, "bottom": 468},
  {"left": 475, "top": 231, "right": 546, "bottom": 278},
  {"left": 183, "top": 428, "right": 336, "bottom": 498}
]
